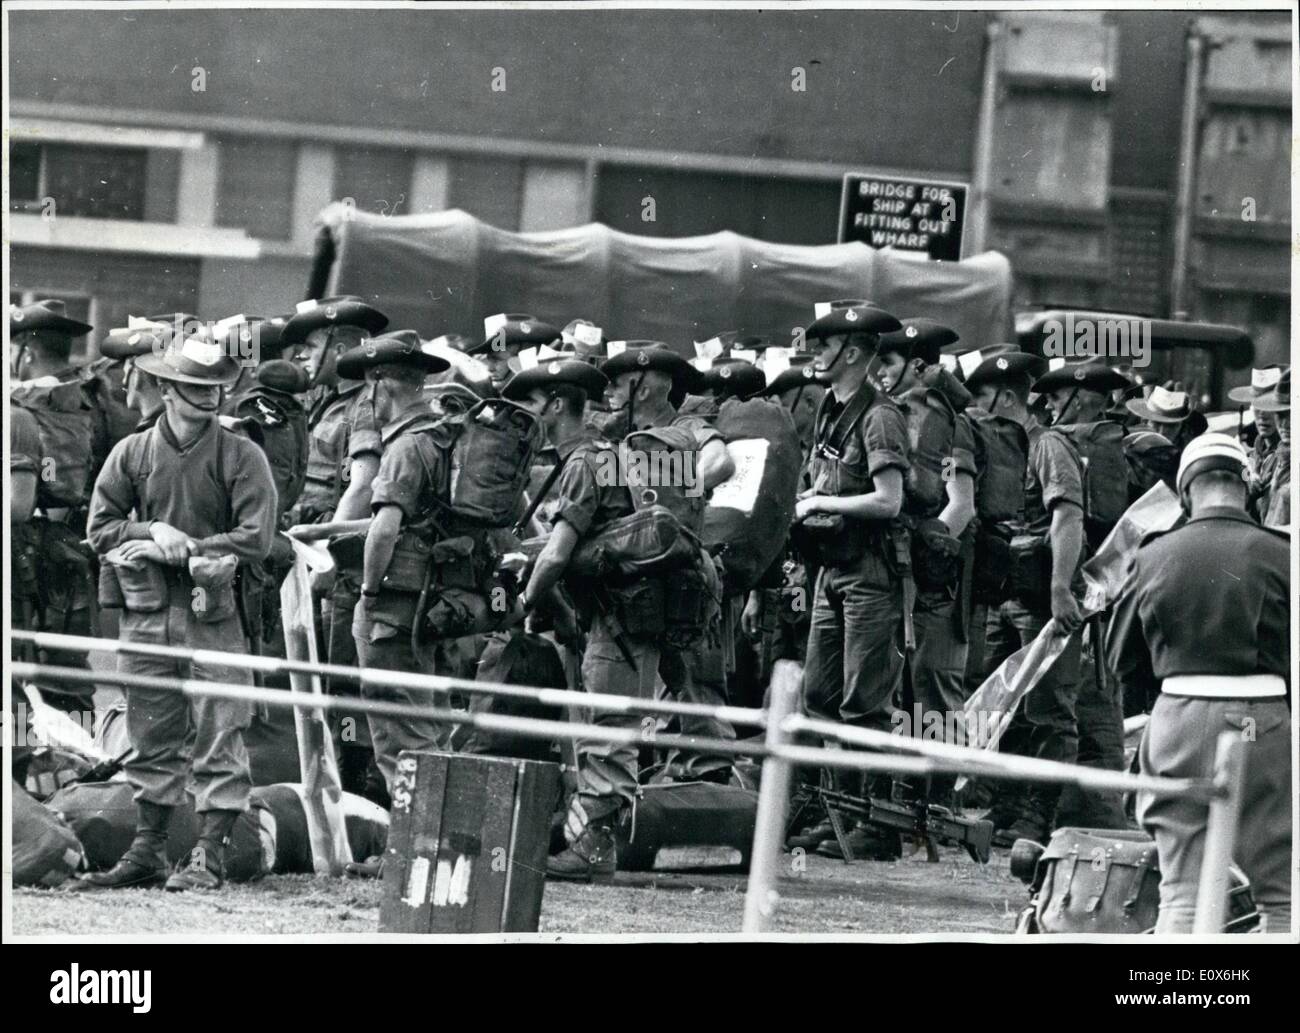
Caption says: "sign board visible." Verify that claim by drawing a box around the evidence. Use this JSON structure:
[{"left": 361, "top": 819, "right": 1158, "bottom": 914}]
[{"left": 838, "top": 174, "right": 968, "bottom": 261}]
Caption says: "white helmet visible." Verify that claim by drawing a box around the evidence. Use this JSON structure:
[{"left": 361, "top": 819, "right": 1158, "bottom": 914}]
[{"left": 1175, "top": 433, "right": 1248, "bottom": 494}]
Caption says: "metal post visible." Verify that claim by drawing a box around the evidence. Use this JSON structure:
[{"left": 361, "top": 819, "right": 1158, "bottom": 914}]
[
  {"left": 1170, "top": 28, "right": 1204, "bottom": 321},
  {"left": 967, "top": 17, "right": 1003, "bottom": 257},
  {"left": 1192, "top": 731, "right": 1246, "bottom": 934},
  {"left": 743, "top": 660, "right": 801, "bottom": 934}
]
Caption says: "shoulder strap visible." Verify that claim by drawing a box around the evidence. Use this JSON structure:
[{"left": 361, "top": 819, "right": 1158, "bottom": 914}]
[
  {"left": 514, "top": 452, "right": 572, "bottom": 537},
  {"left": 826, "top": 380, "right": 879, "bottom": 456}
]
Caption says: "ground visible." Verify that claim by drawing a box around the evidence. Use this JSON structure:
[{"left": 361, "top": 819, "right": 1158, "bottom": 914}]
[{"left": 11, "top": 847, "right": 1026, "bottom": 937}]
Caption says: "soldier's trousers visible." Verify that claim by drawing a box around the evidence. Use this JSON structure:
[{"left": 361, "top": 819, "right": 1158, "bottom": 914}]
[
  {"left": 1138, "top": 695, "right": 1292, "bottom": 934},
  {"left": 569, "top": 612, "right": 660, "bottom": 835},
  {"left": 658, "top": 591, "right": 736, "bottom": 778},
  {"left": 908, "top": 593, "right": 969, "bottom": 799},
  {"left": 352, "top": 615, "right": 448, "bottom": 794},
  {"left": 118, "top": 605, "right": 253, "bottom": 814},
  {"left": 983, "top": 600, "right": 1082, "bottom": 825},
  {"left": 802, "top": 551, "right": 904, "bottom": 735},
  {"left": 1056, "top": 618, "right": 1127, "bottom": 829}
]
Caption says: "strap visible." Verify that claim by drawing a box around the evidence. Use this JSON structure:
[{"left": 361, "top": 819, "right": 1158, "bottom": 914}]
[
  {"left": 823, "top": 377, "right": 878, "bottom": 457},
  {"left": 514, "top": 452, "right": 571, "bottom": 537}
]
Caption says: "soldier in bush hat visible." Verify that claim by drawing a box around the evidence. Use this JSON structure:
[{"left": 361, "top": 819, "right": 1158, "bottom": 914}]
[
  {"left": 1250, "top": 370, "right": 1290, "bottom": 529},
  {"left": 1111, "top": 432, "right": 1292, "bottom": 932},
  {"left": 465, "top": 313, "right": 562, "bottom": 395},
  {"left": 699, "top": 358, "right": 767, "bottom": 403},
  {"left": 966, "top": 350, "right": 1090, "bottom": 844},
  {"left": 1230, "top": 364, "right": 1288, "bottom": 513},
  {"left": 786, "top": 299, "right": 917, "bottom": 859},
  {"left": 342, "top": 332, "right": 459, "bottom": 828},
  {"left": 81, "top": 330, "right": 278, "bottom": 892},
  {"left": 561, "top": 318, "right": 607, "bottom": 364}
]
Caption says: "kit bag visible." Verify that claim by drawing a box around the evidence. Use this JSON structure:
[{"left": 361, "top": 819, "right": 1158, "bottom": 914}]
[
  {"left": 1023, "top": 827, "right": 1160, "bottom": 934},
  {"left": 702, "top": 398, "right": 802, "bottom": 593},
  {"left": 619, "top": 426, "right": 706, "bottom": 536},
  {"left": 442, "top": 398, "right": 543, "bottom": 528},
  {"left": 967, "top": 408, "right": 1030, "bottom": 606},
  {"left": 11, "top": 379, "right": 95, "bottom": 509},
  {"left": 12, "top": 779, "right": 84, "bottom": 887},
  {"left": 901, "top": 370, "right": 970, "bottom": 516},
  {"left": 1059, "top": 420, "right": 1129, "bottom": 546}
]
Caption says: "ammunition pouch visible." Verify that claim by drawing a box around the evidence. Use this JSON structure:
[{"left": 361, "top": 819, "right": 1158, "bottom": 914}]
[
  {"left": 527, "top": 505, "right": 698, "bottom": 582},
  {"left": 790, "top": 512, "right": 868, "bottom": 569},
  {"left": 103, "top": 549, "right": 168, "bottom": 613},
  {"left": 662, "top": 552, "right": 716, "bottom": 650},
  {"left": 1008, "top": 533, "right": 1053, "bottom": 612},
  {"left": 607, "top": 579, "right": 667, "bottom": 638},
  {"left": 187, "top": 554, "right": 240, "bottom": 625},
  {"left": 379, "top": 527, "right": 441, "bottom": 593},
  {"left": 910, "top": 518, "right": 962, "bottom": 593},
  {"left": 971, "top": 523, "right": 1013, "bottom": 607}
]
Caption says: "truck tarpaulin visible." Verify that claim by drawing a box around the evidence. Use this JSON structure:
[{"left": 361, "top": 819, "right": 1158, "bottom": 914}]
[{"left": 316, "top": 206, "right": 1014, "bottom": 354}]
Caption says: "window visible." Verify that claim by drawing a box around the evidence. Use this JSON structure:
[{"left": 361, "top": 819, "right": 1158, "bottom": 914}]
[
  {"left": 39, "top": 144, "right": 148, "bottom": 220},
  {"left": 216, "top": 135, "right": 296, "bottom": 240},
  {"left": 10, "top": 142, "right": 43, "bottom": 211}
]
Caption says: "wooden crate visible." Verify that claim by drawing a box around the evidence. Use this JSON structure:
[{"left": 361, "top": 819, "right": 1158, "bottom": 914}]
[{"left": 379, "top": 751, "right": 561, "bottom": 934}]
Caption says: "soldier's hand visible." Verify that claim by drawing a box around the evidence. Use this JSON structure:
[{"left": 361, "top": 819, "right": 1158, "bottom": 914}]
[
  {"left": 149, "top": 522, "right": 197, "bottom": 565},
  {"left": 117, "top": 540, "right": 166, "bottom": 567},
  {"left": 1050, "top": 585, "right": 1083, "bottom": 634},
  {"left": 741, "top": 592, "right": 763, "bottom": 640},
  {"left": 794, "top": 496, "right": 823, "bottom": 520}
]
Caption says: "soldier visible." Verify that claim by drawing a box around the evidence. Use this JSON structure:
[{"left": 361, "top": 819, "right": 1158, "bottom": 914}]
[
  {"left": 9, "top": 300, "right": 99, "bottom": 719},
  {"left": 699, "top": 358, "right": 767, "bottom": 404},
  {"left": 876, "top": 319, "right": 978, "bottom": 815},
  {"left": 462, "top": 314, "right": 562, "bottom": 396},
  {"left": 963, "top": 359, "right": 1089, "bottom": 845},
  {"left": 789, "top": 300, "right": 910, "bottom": 861},
  {"left": 79, "top": 329, "right": 277, "bottom": 892},
  {"left": 281, "top": 297, "right": 388, "bottom": 791},
  {"left": 282, "top": 295, "right": 388, "bottom": 524},
  {"left": 1228, "top": 364, "right": 1285, "bottom": 484},
  {"left": 514, "top": 359, "right": 662, "bottom": 880},
  {"left": 1251, "top": 371, "right": 1290, "bottom": 529},
  {"left": 763, "top": 360, "right": 825, "bottom": 458},
  {"left": 1110, "top": 434, "right": 1291, "bottom": 933},
  {"left": 599, "top": 344, "right": 737, "bottom": 783},
  {"left": 346, "top": 332, "right": 453, "bottom": 789},
  {"left": 1124, "top": 384, "right": 1206, "bottom": 458},
  {"left": 561, "top": 318, "right": 607, "bottom": 365}
]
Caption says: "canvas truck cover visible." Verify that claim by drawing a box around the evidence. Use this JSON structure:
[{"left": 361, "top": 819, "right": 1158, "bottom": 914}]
[{"left": 317, "top": 206, "right": 1014, "bottom": 354}]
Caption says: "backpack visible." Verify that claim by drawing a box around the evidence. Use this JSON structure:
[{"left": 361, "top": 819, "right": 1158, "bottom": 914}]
[
  {"left": 440, "top": 398, "right": 543, "bottom": 528},
  {"left": 78, "top": 359, "right": 141, "bottom": 481},
  {"left": 967, "top": 408, "right": 1030, "bottom": 524},
  {"left": 1058, "top": 421, "right": 1129, "bottom": 545},
  {"left": 703, "top": 397, "right": 802, "bottom": 593},
  {"left": 619, "top": 426, "right": 706, "bottom": 538},
  {"left": 223, "top": 384, "right": 309, "bottom": 519},
  {"left": 899, "top": 367, "right": 972, "bottom": 517},
  {"left": 10, "top": 379, "right": 95, "bottom": 509}
]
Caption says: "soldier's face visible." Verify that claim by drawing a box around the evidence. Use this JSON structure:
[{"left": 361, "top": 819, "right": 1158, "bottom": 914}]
[
  {"left": 1277, "top": 411, "right": 1290, "bottom": 445},
  {"left": 484, "top": 346, "right": 518, "bottom": 388},
  {"left": 1254, "top": 406, "right": 1277, "bottom": 437},
  {"left": 164, "top": 381, "right": 222, "bottom": 416},
  {"left": 972, "top": 385, "right": 1000, "bottom": 413},
  {"left": 877, "top": 349, "right": 911, "bottom": 393},
  {"left": 606, "top": 372, "right": 638, "bottom": 411}
]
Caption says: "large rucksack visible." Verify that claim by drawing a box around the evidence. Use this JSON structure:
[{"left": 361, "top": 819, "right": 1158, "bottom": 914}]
[
  {"left": 441, "top": 398, "right": 543, "bottom": 528},
  {"left": 223, "top": 383, "right": 309, "bottom": 519},
  {"left": 899, "top": 380, "right": 962, "bottom": 516},
  {"left": 1059, "top": 420, "right": 1129, "bottom": 546},
  {"left": 78, "top": 358, "right": 141, "bottom": 482},
  {"left": 966, "top": 407, "right": 1030, "bottom": 606},
  {"left": 619, "top": 426, "right": 706, "bottom": 537},
  {"left": 12, "top": 779, "right": 85, "bottom": 887},
  {"left": 10, "top": 378, "right": 95, "bottom": 509},
  {"left": 703, "top": 397, "right": 802, "bottom": 593}
]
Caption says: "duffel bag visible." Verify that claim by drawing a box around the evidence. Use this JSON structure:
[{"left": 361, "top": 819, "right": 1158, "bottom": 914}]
[
  {"left": 12, "top": 779, "right": 84, "bottom": 887},
  {"left": 703, "top": 398, "right": 802, "bottom": 593},
  {"left": 616, "top": 781, "right": 758, "bottom": 872}
]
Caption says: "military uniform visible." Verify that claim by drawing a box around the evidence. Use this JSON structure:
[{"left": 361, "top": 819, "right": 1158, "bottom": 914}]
[
  {"left": 82, "top": 331, "right": 277, "bottom": 891},
  {"left": 1251, "top": 371, "right": 1291, "bottom": 530},
  {"left": 981, "top": 410, "right": 1085, "bottom": 838},
  {"left": 880, "top": 320, "right": 979, "bottom": 807},
  {"left": 1110, "top": 435, "right": 1291, "bottom": 933},
  {"left": 344, "top": 334, "right": 453, "bottom": 791}
]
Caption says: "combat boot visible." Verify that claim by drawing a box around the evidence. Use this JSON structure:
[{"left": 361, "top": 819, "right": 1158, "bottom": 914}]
[
  {"left": 546, "top": 822, "right": 617, "bottom": 883},
  {"left": 165, "top": 809, "right": 239, "bottom": 892},
  {"left": 74, "top": 801, "right": 171, "bottom": 891},
  {"left": 815, "top": 820, "right": 902, "bottom": 861}
]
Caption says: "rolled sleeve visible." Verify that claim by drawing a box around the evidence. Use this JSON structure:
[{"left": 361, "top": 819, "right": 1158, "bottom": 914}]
[
  {"left": 672, "top": 414, "right": 724, "bottom": 450},
  {"left": 370, "top": 436, "right": 429, "bottom": 521},
  {"left": 1034, "top": 430, "right": 1084, "bottom": 513},
  {"left": 861, "top": 404, "right": 910, "bottom": 478},
  {"left": 952, "top": 414, "right": 979, "bottom": 478},
  {"left": 347, "top": 397, "right": 382, "bottom": 460},
  {"left": 550, "top": 456, "right": 600, "bottom": 538}
]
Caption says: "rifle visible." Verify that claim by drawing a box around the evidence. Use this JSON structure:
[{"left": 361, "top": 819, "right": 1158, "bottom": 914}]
[{"left": 791, "top": 783, "right": 994, "bottom": 864}]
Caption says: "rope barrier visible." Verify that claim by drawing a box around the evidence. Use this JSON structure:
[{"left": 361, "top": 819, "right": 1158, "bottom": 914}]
[{"left": 11, "top": 630, "right": 766, "bottom": 728}]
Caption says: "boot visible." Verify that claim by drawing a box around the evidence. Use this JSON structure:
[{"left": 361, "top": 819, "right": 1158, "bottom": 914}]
[
  {"left": 165, "top": 809, "right": 238, "bottom": 892},
  {"left": 787, "top": 818, "right": 835, "bottom": 851},
  {"left": 546, "top": 822, "right": 617, "bottom": 883},
  {"left": 75, "top": 801, "right": 171, "bottom": 891},
  {"left": 815, "top": 820, "right": 902, "bottom": 862}
]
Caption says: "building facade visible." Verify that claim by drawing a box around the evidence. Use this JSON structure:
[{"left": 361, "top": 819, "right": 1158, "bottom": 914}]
[{"left": 7, "top": 8, "right": 1291, "bottom": 384}]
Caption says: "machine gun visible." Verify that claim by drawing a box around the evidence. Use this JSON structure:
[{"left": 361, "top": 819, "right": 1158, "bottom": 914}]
[{"left": 789, "top": 783, "right": 994, "bottom": 864}]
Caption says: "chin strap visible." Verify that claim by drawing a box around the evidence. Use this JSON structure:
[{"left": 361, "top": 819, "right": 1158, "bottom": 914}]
[{"left": 173, "top": 382, "right": 223, "bottom": 412}]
